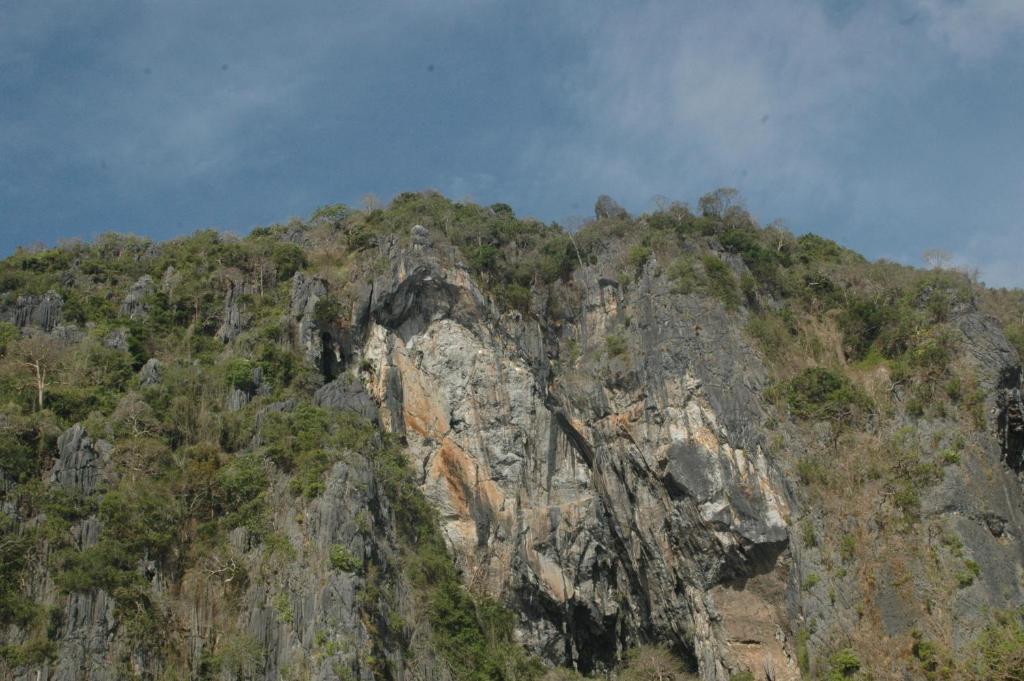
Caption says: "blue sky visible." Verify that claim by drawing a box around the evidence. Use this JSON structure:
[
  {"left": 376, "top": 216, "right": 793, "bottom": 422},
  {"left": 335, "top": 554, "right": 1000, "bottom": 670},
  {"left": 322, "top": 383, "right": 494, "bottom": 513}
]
[{"left": 2, "top": 0, "right": 1023, "bottom": 287}]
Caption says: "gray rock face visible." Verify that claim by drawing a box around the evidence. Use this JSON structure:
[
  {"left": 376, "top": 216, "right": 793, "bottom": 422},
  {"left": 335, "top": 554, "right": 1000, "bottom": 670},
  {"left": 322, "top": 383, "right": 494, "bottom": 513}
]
[
  {"left": 359, "top": 247, "right": 794, "bottom": 677},
  {"left": 289, "top": 272, "right": 329, "bottom": 370},
  {"left": 252, "top": 366, "right": 271, "bottom": 396},
  {"left": 3, "top": 291, "right": 63, "bottom": 330},
  {"left": 138, "top": 358, "right": 161, "bottom": 386},
  {"left": 49, "top": 424, "right": 112, "bottom": 495},
  {"left": 103, "top": 329, "right": 129, "bottom": 352},
  {"left": 410, "top": 224, "right": 432, "bottom": 249},
  {"left": 226, "top": 387, "right": 250, "bottom": 413},
  {"left": 49, "top": 588, "right": 117, "bottom": 681},
  {"left": 314, "top": 374, "right": 378, "bottom": 423},
  {"left": 369, "top": 261, "right": 474, "bottom": 339},
  {"left": 152, "top": 452, "right": 451, "bottom": 681},
  {"left": 594, "top": 194, "right": 628, "bottom": 220},
  {"left": 37, "top": 429, "right": 120, "bottom": 681},
  {"left": 997, "top": 367, "right": 1023, "bottom": 474},
  {"left": 51, "top": 324, "right": 85, "bottom": 345},
  {"left": 8, "top": 237, "right": 1024, "bottom": 681},
  {"left": 120, "top": 275, "right": 153, "bottom": 320},
  {"left": 216, "top": 280, "right": 247, "bottom": 342}
]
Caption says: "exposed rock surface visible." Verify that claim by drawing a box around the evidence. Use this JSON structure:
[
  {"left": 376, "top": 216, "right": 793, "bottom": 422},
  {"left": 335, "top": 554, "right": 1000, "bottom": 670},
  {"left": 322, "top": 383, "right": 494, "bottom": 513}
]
[
  {"left": 314, "top": 374, "right": 378, "bottom": 423},
  {"left": 138, "top": 358, "right": 161, "bottom": 386},
  {"left": 103, "top": 329, "right": 129, "bottom": 352},
  {"left": 216, "top": 280, "right": 247, "bottom": 342},
  {"left": 4, "top": 227, "right": 1024, "bottom": 681},
  {"left": 354, "top": 245, "right": 796, "bottom": 677},
  {"left": 998, "top": 367, "right": 1024, "bottom": 474},
  {"left": 3, "top": 291, "right": 63, "bottom": 330},
  {"left": 119, "top": 275, "right": 153, "bottom": 320},
  {"left": 226, "top": 387, "right": 250, "bottom": 412},
  {"left": 594, "top": 194, "right": 628, "bottom": 220},
  {"left": 39, "top": 426, "right": 119, "bottom": 681},
  {"left": 51, "top": 325, "right": 84, "bottom": 345},
  {"left": 351, "top": 242, "right": 1023, "bottom": 679},
  {"left": 410, "top": 223, "right": 432, "bottom": 247},
  {"left": 49, "top": 424, "right": 112, "bottom": 495},
  {"left": 289, "top": 272, "right": 330, "bottom": 372}
]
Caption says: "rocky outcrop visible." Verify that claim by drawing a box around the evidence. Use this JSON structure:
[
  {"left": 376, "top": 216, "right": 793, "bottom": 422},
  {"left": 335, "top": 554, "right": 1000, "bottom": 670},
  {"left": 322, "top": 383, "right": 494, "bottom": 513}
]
[
  {"left": 216, "top": 280, "right": 247, "bottom": 343},
  {"left": 5, "top": 225, "right": 1024, "bottom": 681},
  {"left": 3, "top": 291, "right": 63, "bottom": 331},
  {"left": 103, "top": 329, "right": 129, "bottom": 352},
  {"left": 51, "top": 325, "right": 84, "bottom": 345},
  {"left": 138, "top": 358, "right": 161, "bottom": 387},
  {"left": 49, "top": 424, "right": 112, "bottom": 495},
  {"left": 314, "top": 374, "right": 378, "bottom": 424},
  {"left": 594, "top": 195, "right": 628, "bottom": 220},
  {"left": 357, "top": 246, "right": 795, "bottom": 677},
  {"left": 226, "top": 387, "right": 250, "bottom": 413},
  {"left": 42, "top": 426, "right": 118, "bottom": 681},
  {"left": 289, "top": 272, "right": 330, "bottom": 374},
  {"left": 48, "top": 584, "right": 118, "bottom": 681},
  {"left": 410, "top": 224, "right": 432, "bottom": 249},
  {"left": 119, "top": 275, "right": 153, "bottom": 320},
  {"left": 998, "top": 367, "right": 1024, "bottom": 474}
]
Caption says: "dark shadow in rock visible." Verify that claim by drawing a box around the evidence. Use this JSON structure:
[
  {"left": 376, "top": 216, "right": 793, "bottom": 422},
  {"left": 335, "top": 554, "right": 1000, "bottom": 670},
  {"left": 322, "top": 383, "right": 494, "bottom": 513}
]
[{"left": 997, "top": 366, "right": 1023, "bottom": 473}]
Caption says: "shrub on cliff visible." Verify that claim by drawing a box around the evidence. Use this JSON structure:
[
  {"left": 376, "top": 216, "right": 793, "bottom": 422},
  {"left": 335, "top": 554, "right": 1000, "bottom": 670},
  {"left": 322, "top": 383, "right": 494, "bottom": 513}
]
[{"left": 782, "top": 367, "right": 872, "bottom": 424}]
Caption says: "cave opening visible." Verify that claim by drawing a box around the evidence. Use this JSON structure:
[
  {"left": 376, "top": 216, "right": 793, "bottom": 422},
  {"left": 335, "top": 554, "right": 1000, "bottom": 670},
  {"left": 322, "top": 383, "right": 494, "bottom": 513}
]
[{"left": 321, "top": 332, "right": 339, "bottom": 381}]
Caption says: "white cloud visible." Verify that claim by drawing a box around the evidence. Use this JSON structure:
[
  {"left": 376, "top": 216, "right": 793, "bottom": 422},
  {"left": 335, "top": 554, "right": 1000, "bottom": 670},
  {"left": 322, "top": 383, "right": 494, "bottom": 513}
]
[
  {"left": 517, "top": 1, "right": 917, "bottom": 222},
  {"left": 510, "top": 0, "right": 1024, "bottom": 287}
]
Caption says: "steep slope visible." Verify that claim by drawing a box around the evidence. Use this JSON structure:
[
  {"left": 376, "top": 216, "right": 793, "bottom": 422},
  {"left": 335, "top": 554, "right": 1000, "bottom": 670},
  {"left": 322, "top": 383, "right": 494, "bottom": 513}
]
[{"left": 1, "top": 191, "right": 1023, "bottom": 680}]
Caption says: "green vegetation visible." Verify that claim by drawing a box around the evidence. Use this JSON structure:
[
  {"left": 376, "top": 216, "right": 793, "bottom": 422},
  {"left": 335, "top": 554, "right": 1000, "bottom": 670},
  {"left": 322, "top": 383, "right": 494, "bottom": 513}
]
[
  {"left": 605, "top": 333, "right": 628, "bottom": 357},
  {"left": 796, "top": 626, "right": 811, "bottom": 674},
  {"left": 839, "top": 533, "right": 856, "bottom": 562},
  {"left": 329, "top": 544, "right": 360, "bottom": 573},
  {"left": 957, "top": 559, "right": 981, "bottom": 588},
  {"left": 701, "top": 254, "right": 741, "bottom": 310},
  {"left": 780, "top": 367, "right": 872, "bottom": 424},
  {"left": 667, "top": 257, "right": 699, "bottom": 294},
  {"left": 203, "top": 631, "right": 264, "bottom": 678},
  {"left": 215, "top": 453, "right": 269, "bottom": 535},
  {"left": 260, "top": 404, "right": 375, "bottom": 498},
  {"left": 908, "top": 610, "right": 1024, "bottom": 680},
  {"left": 962, "top": 609, "right": 1024, "bottom": 680},
  {"left": 911, "top": 631, "right": 940, "bottom": 677},
  {"left": 625, "top": 244, "right": 652, "bottom": 277},
  {"left": 826, "top": 648, "right": 861, "bottom": 679},
  {"left": 1, "top": 189, "right": 1023, "bottom": 679},
  {"left": 366, "top": 433, "right": 542, "bottom": 681},
  {"left": 0, "top": 514, "right": 38, "bottom": 628}
]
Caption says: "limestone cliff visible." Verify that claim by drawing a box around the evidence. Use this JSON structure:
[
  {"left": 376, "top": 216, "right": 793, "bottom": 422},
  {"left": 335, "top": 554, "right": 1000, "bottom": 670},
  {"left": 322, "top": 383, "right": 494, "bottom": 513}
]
[{"left": 1, "top": 193, "right": 1022, "bottom": 681}]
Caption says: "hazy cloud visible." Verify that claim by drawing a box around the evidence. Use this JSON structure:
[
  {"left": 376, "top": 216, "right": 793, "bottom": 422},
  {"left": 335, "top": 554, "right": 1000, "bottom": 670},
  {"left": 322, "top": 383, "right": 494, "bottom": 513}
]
[
  {"left": 517, "top": 0, "right": 1024, "bottom": 286},
  {"left": 912, "top": 0, "right": 1024, "bottom": 60},
  {"left": 1, "top": 0, "right": 1022, "bottom": 287}
]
